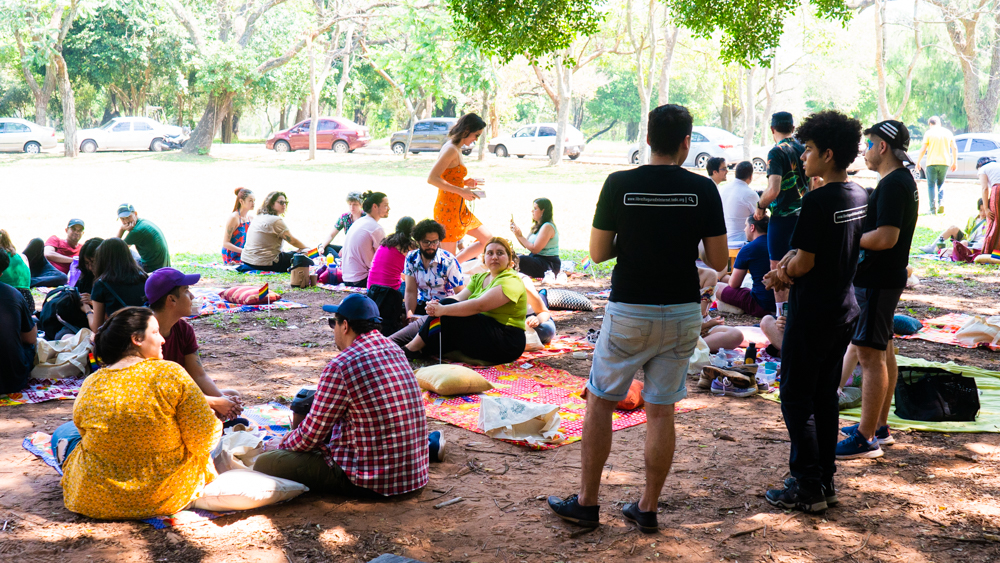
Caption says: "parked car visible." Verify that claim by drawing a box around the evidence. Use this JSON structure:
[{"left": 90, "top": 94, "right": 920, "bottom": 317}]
[
  {"left": 912, "top": 133, "right": 1000, "bottom": 179},
  {"left": 488, "top": 123, "right": 586, "bottom": 160},
  {"left": 750, "top": 141, "right": 867, "bottom": 175},
  {"left": 627, "top": 126, "right": 742, "bottom": 168},
  {"left": 389, "top": 118, "right": 474, "bottom": 155},
  {"left": 266, "top": 117, "right": 371, "bottom": 153},
  {"left": 77, "top": 117, "right": 184, "bottom": 153},
  {"left": 0, "top": 118, "right": 57, "bottom": 153}
]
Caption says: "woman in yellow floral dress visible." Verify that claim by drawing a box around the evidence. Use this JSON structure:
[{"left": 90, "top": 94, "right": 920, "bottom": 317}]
[
  {"left": 53, "top": 307, "right": 221, "bottom": 519},
  {"left": 427, "top": 113, "right": 493, "bottom": 263}
]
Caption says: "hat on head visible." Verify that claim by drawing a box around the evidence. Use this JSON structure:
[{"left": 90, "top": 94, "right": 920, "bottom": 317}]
[
  {"left": 67, "top": 218, "right": 85, "bottom": 229},
  {"left": 977, "top": 156, "right": 996, "bottom": 169},
  {"left": 117, "top": 203, "right": 135, "bottom": 218},
  {"left": 864, "top": 120, "right": 913, "bottom": 164},
  {"left": 145, "top": 267, "right": 201, "bottom": 306},
  {"left": 322, "top": 294, "right": 382, "bottom": 322},
  {"left": 771, "top": 112, "right": 794, "bottom": 128}
]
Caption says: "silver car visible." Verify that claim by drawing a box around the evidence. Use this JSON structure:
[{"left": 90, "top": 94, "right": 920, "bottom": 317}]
[
  {"left": 0, "top": 118, "right": 58, "bottom": 153},
  {"left": 390, "top": 118, "right": 474, "bottom": 156},
  {"left": 913, "top": 133, "right": 1000, "bottom": 179},
  {"left": 627, "top": 126, "right": 743, "bottom": 167}
]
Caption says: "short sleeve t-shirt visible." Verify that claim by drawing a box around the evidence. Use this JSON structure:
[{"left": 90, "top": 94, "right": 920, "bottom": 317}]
[
  {"left": 788, "top": 181, "right": 869, "bottom": 324},
  {"left": 733, "top": 234, "right": 775, "bottom": 311},
  {"left": 593, "top": 165, "right": 727, "bottom": 305},
  {"left": 403, "top": 249, "right": 464, "bottom": 302},
  {"left": 341, "top": 215, "right": 385, "bottom": 283},
  {"left": 44, "top": 236, "right": 81, "bottom": 274},
  {"left": 0, "top": 282, "right": 35, "bottom": 394},
  {"left": 162, "top": 319, "right": 198, "bottom": 365},
  {"left": 92, "top": 278, "right": 148, "bottom": 317},
  {"left": 979, "top": 161, "right": 1000, "bottom": 186},
  {"left": 240, "top": 215, "right": 290, "bottom": 266},
  {"left": 367, "top": 246, "right": 406, "bottom": 290},
  {"left": 766, "top": 139, "right": 808, "bottom": 217},
  {"left": 124, "top": 219, "right": 170, "bottom": 271},
  {"left": 720, "top": 179, "right": 760, "bottom": 245},
  {"left": 469, "top": 269, "right": 527, "bottom": 330},
  {"left": 0, "top": 252, "right": 30, "bottom": 289},
  {"left": 922, "top": 126, "right": 956, "bottom": 166},
  {"left": 854, "top": 168, "right": 919, "bottom": 289}
]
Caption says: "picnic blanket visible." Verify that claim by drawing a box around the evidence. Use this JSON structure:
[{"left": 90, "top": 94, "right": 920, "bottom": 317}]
[
  {"left": 901, "top": 313, "right": 1000, "bottom": 351},
  {"left": 910, "top": 253, "right": 949, "bottom": 261},
  {"left": 586, "top": 289, "right": 611, "bottom": 299},
  {"left": 188, "top": 287, "right": 307, "bottom": 319},
  {"left": 0, "top": 377, "right": 83, "bottom": 407},
  {"left": 758, "top": 356, "right": 1000, "bottom": 433},
  {"left": 519, "top": 334, "right": 594, "bottom": 361},
  {"left": 316, "top": 283, "right": 369, "bottom": 294},
  {"left": 422, "top": 361, "right": 705, "bottom": 450}
]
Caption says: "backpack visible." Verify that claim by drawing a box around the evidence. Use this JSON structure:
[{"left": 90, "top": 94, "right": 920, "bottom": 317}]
[
  {"left": 367, "top": 284, "right": 406, "bottom": 337},
  {"left": 37, "top": 286, "right": 88, "bottom": 339}
]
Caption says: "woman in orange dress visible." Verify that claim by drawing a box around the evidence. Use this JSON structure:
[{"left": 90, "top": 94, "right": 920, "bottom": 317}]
[{"left": 427, "top": 113, "right": 492, "bottom": 263}]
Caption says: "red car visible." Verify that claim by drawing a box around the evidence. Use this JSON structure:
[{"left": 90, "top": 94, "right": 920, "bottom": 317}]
[{"left": 265, "top": 117, "right": 371, "bottom": 153}]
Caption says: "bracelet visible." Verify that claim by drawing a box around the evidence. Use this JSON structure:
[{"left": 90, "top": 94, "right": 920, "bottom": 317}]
[{"left": 86, "top": 311, "right": 93, "bottom": 315}]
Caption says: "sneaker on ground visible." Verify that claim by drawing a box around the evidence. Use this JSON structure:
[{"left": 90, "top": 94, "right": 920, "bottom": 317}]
[
  {"left": 702, "top": 366, "right": 755, "bottom": 388},
  {"left": 697, "top": 371, "right": 715, "bottom": 389},
  {"left": 784, "top": 477, "right": 838, "bottom": 506},
  {"left": 621, "top": 502, "right": 658, "bottom": 533},
  {"left": 836, "top": 431, "right": 884, "bottom": 460},
  {"left": 766, "top": 479, "right": 827, "bottom": 513},
  {"left": 919, "top": 241, "right": 941, "bottom": 254},
  {"left": 711, "top": 377, "right": 757, "bottom": 398},
  {"left": 548, "top": 494, "right": 600, "bottom": 528},
  {"left": 428, "top": 430, "right": 446, "bottom": 462},
  {"left": 840, "top": 423, "right": 895, "bottom": 445},
  {"left": 755, "top": 375, "right": 769, "bottom": 393}
]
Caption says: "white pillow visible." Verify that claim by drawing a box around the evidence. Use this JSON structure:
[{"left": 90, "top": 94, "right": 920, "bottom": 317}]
[{"left": 192, "top": 469, "right": 309, "bottom": 511}]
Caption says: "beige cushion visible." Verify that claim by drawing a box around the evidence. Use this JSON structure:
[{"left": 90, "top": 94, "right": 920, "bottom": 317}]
[{"left": 416, "top": 364, "right": 494, "bottom": 395}]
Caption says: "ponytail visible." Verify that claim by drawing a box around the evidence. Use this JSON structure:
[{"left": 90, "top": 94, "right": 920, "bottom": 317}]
[{"left": 233, "top": 187, "right": 253, "bottom": 212}]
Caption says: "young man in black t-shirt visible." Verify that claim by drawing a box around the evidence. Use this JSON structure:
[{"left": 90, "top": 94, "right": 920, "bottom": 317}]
[
  {"left": 836, "top": 121, "right": 919, "bottom": 460},
  {"left": 548, "top": 104, "right": 729, "bottom": 533},
  {"left": 763, "top": 111, "right": 868, "bottom": 513}
]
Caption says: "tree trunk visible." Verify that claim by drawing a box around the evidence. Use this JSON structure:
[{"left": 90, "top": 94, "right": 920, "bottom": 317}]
[
  {"left": 742, "top": 66, "right": 755, "bottom": 161},
  {"left": 874, "top": 0, "right": 890, "bottom": 121},
  {"left": 335, "top": 23, "right": 355, "bottom": 118},
  {"left": 630, "top": 0, "right": 658, "bottom": 165},
  {"left": 759, "top": 64, "right": 775, "bottom": 148},
  {"left": 177, "top": 93, "right": 185, "bottom": 127},
  {"left": 14, "top": 31, "right": 57, "bottom": 126},
  {"left": 294, "top": 101, "right": 307, "bottom": 124},
  {"left": 403, "top": 109, "right": 416, "bottom": 160},
  {"left": 182, "top": 91, "right": 233, "bottom": 154},
  {"left": 549, "top": 51, "right": 572, "bottom": 166},
  {"left": 308, "top": 37, "right": 318, "bottom": 160},
  {"left": 658, "top": 24, "right": 680, "bottom": 106},
  {"left": 934, "top": 2, "right": 1000, "bottom": 132},
  {"left": 53, "top": 52, "right": 77, "bottom": 158},
  {"left": 279, "top": 103, "right": 288, "bottom": 130}
]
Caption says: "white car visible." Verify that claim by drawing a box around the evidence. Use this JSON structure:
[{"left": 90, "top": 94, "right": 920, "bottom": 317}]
[
  {"left": 77, "top": 116, "right": 184, "bottom": 153},
  {"left": 487, "top": 123, "right": 586, "bottom": 160},
  {"left": 0, "top": 118, "right": 58, "bottom": 153},
  {"left": 627, "top": 126, "right": 743, "bottom": 168},
  {"left": 750, "top": 142, "right": 868, "bottom": 175}
]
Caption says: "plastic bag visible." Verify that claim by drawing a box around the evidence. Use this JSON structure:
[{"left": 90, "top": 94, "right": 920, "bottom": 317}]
[
  {"left": 31, "top": 329, "right": 94, "bottom": 379},
  {"left": 524, "top": 328, "right": 544, "bottom": 352},
  {"left": 212, "top": 426, "right": 267, "bottom": 473},
  {"left": 477, "top": 396, "right": 564, "bottom": 445},
  {"left": 686, "top": 337, "right": 712, "bottom": 375}
]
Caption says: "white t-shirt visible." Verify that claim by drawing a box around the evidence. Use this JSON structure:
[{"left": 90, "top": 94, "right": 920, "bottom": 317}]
[
  {"left": 341, "top": 215, "right": 385, "bottom": 282},
  {"left": 240, "top": 214, "right": 289, "bottom": 266},
  {"left": 979, "top": 161, "right": 1000, "bottom": 187},
  {"left": 720, "top": 179, "right": 760, "bottom": 246}
]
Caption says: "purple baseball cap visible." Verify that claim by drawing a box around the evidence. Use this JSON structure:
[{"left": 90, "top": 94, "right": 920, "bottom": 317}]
[{"left": 145, "top": 268, "right": 201, "bottom": 306}]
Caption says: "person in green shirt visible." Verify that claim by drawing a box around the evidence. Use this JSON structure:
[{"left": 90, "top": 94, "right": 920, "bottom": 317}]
[
  {"left": 0, "top": 229, "right": 33, "bottom": 310},
  {"left": 116, "top": 203, "right": 170, "bottom": 272},
  {"left": 404, "top": 237, "right": 527, "bottom": 365}
]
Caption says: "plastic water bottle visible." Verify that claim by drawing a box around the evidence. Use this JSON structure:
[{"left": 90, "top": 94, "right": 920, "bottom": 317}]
[
  {"left": 711, "top": 351, "right": 728, "bottom": 368},
  {"left": 543, "top": 270, "right": 556, "bottom": 285}
]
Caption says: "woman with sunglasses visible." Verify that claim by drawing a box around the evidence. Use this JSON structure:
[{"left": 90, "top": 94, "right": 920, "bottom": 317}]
[{"left": 237, "top": 191, "right": 310, "bottom": 273}]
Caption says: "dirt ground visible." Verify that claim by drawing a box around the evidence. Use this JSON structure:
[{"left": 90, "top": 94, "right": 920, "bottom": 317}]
[{"left": 2, "top": 263, "right": 999, "bottom": 563}]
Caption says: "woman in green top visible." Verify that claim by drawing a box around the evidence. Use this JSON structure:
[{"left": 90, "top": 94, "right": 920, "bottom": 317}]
[
  {"left": 406, "top": 237, "right": 527, "bottom": 365},
  {"left": 0, "top": 230, "right": 34, "bottom": 310},
  {"left": 510, "top": 198, "right": 560, "bottom": 278}
]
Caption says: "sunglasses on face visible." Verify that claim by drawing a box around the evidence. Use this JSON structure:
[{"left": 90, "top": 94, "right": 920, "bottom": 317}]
[
  {"left": 276, "top": 200, "right": 288, "bottom": 205},
  {"left": 419, "top": 240, "right": 440, "bottom": 247}
]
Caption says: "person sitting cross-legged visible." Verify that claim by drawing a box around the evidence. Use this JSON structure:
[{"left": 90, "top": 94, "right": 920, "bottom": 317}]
[
  {"left": 403, "top": 219, "right": 464, "bottom": 316},
  {"left": 145, "top": 268, "right": 243, "bottom": 420},
  {"left": 22, "top": 218, "right": 86, "bottom": 288},
  {"left": 715, "top": 214, "right": 775, "bottom": 318},
  {"left": 238, "top": 191, "right": 310, "bottom": 273},
  {"left": 254, "top": 294, "right": 429, "bottom": 497}
]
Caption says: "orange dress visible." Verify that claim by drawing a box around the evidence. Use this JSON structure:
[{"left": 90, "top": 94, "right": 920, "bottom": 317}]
[{"left": 434, "top": 164, "right": 482, "bottom": 243}]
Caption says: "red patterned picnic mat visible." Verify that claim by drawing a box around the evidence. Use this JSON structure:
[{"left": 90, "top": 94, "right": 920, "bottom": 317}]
[
  {"left": 422, "top": 361, "right": 705, "bottom": 450},
  {"left": 518, "top": 334, "right": 594, "bottom": 361},
  {"left": 0, "top": 377, "right": 83, "bottom": 407},
  {"left": 901, "top": 313, "right": 999, "bottom": 351}
]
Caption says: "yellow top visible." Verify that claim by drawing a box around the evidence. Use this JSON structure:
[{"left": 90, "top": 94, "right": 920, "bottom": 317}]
[
  {"left": 61, "top": 359, "right": 221, "bottom": 519},
  {"left": 922, "top": 126, "right": 956, "bottom": 167}
]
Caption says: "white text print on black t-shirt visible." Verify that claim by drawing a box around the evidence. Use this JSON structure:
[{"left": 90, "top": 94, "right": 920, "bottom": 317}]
[
  {"left": 624, "top": 193, "right": 699, "bottom": 207},
  {"left": 833, "top": 205, "right": 867, "bottom": 224}
]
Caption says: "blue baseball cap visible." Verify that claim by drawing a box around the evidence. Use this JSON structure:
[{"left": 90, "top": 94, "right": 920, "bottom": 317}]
[
  {"left": 117, "top": 203, "right": 135, "bottom": 218},
  {"left": 322, "top": 294, "right": 382, "bottom": 322}
]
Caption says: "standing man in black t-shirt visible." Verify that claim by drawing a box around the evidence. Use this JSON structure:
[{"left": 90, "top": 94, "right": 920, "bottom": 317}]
[
  {"left": 836, "top": 121, "right": 919, "bottom": 460},
  {"left": 754, "top": 112, "right": 809, "bottom": 317},
  {"left": 547, "top": 105, "right": 728, "bottom": 533},
  {"left": 763, "top": 111, "right": 868, "bottom": 513}
]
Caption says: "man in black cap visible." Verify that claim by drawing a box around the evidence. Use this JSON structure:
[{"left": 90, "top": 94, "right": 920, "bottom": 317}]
[
  {"left": 754, "top": 112, "right": 809, "bottom": 317},
  {"left": 835, "top": 120, "right": 918, "bottom": 460}
]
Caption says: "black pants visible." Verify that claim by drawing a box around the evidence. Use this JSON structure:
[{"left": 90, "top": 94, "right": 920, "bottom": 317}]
[
  {"left": 518, "top": 253, "right": 560, "bottom": 278},
  {"left": 323, "top": 245, "right": 342, "bottom": 259},
  {"left": 238, "top": 251, "right": 294, "bottom": 273},
  {"left": 23, "top": 238, "right": 68, "bottom": 288},
  {"left": 343, "top": 277, "right": 367, "bottom": 288},
  {"left": 418, "top": 299, "right": 526, "bottom": 365},
  {"left": 779, "top": 314, "right": 855, "bottom": 490}
]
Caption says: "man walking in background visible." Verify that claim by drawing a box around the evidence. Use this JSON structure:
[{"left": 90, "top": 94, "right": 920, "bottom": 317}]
[{"left": 914, "top": 116, "right": 958, "bottom": 215}]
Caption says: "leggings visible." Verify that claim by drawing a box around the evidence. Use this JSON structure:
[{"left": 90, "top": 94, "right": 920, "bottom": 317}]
[{"left": 518, "top": 253, "right": 560, "bottom": 278}]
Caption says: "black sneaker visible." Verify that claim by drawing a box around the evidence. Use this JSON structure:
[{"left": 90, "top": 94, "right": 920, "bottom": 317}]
[
  {"left": 622, "top": 502, "right": 658, "bottom": 533},
  {"left": 766, "top": 479, "right": 827, "bottom": 513},
  {"left": 548, "top": 494, "right": 599, "bottom": 528},
  {"left": 428, "top": 430, "right": 445, "bottom": 463},
  {"left": 784, "top": 477, "right": 838, "bottom": 507}
]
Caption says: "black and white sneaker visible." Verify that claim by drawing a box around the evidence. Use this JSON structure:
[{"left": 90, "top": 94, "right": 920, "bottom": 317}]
[
  {"left": 766, "top": 479, "right": 828, "bottom": 513},
  {"left": 784, "top": 477, "right": 838, "bottom": 507}
]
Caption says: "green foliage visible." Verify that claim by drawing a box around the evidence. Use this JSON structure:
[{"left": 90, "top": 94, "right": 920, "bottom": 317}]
[
  {"left": 587, "top": 71, "right": 646, "bottom": 125},
  {"left": 448, "top": 0, "right": 604, "bottom": 63}
]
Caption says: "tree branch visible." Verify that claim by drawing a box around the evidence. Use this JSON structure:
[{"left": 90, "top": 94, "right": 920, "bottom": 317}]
[
  {"left": 238, "top": 0, "right": 291, "bottom": 47},
  {"left": 167, "top": 0, "right": 207, "bottom": 54},
  {"left": 532, "top": 65, "right": 559, "bottom": 108},
  {"left": 13, "top": 30, "right": 42, "bottom": 97}
]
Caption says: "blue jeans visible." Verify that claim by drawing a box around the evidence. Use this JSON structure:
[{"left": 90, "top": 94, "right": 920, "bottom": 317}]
[
  {"left": 24, "top": 238, "right": 68, "bottom": 288},
  {"left": 531, "top": 317, "right": 557, "bottom": 345},
  {"left": 51, "top": 422, "right": 82, "bottom": 468},
  {"left": 926, "top": 165, "right": 948, "bottom": 212}
]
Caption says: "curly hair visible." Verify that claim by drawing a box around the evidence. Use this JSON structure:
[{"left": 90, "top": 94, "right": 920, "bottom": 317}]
[
  {"left": 482, "top": 237, "right": 518, "bottom": 269},
  {"left": 258, "top": 191, "right": 287, "bottom": 216},
  {"left": 412, "top": 219, "right": 446, "bottom": 243},
  {"left": 795, "top": 110, "right": 862, "bottom": 171}
]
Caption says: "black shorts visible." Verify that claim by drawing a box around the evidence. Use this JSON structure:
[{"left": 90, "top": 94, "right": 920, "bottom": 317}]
[{"left": 851, "top": 286, "right": 903, "bottom": 351}]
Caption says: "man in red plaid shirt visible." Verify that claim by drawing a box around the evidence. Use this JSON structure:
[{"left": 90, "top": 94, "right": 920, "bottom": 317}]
[{"left": 255, "top": 294, "right": 430, "bottom": 496}]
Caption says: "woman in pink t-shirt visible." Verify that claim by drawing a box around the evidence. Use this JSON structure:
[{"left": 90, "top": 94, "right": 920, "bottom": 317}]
[{"left": 367, "top": 217, "right": 416, "bottom": 291}]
